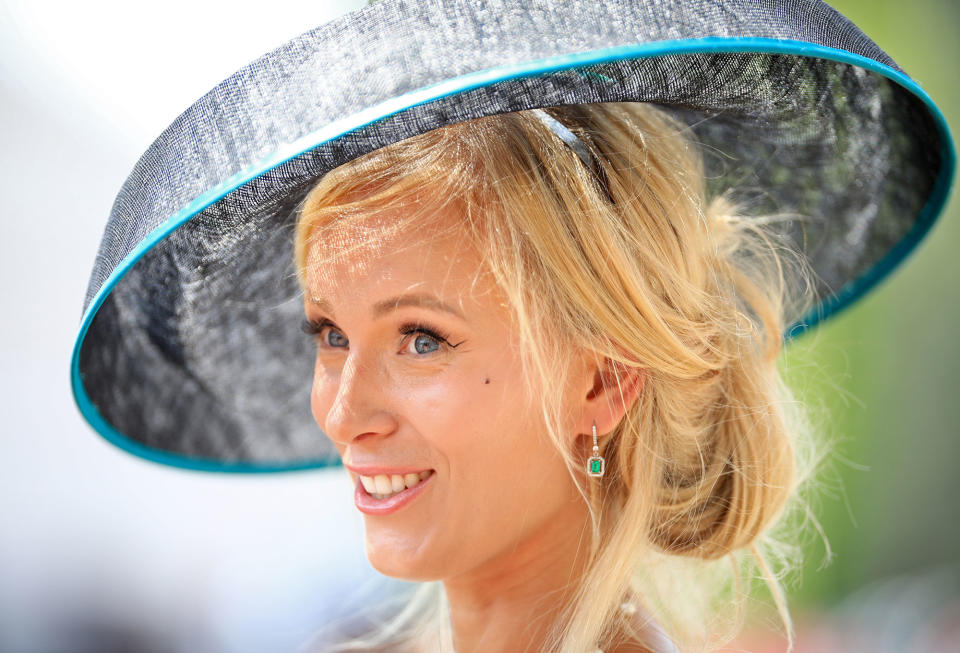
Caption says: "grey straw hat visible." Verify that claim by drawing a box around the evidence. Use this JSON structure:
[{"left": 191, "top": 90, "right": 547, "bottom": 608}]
[{"left": 72, "top": 0, "right": 954, "bottom": 472}]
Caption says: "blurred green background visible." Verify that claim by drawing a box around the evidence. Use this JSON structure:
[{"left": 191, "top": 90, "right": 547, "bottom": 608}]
[{"left": 780, "top": 0, "right": 959, "bottom": 611}]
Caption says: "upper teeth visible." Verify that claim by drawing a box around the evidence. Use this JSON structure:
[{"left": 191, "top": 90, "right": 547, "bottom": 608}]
[{"left": 360, "top": 471, "right": 432, "bottom": 499}]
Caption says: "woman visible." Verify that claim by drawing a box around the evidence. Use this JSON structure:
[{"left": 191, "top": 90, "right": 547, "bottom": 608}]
[
  {"left": 294, "top": 103, "right": 807, "bottom": 652},
  {"left": 72, "top": 1, "right": 953, "bottom": 652}
]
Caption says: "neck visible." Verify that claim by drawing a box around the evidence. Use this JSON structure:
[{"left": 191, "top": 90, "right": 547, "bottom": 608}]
[{"left": 442, "top": 495, "right": 592, "bottom": 653}]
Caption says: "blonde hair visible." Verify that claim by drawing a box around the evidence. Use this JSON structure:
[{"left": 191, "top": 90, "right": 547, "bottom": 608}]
[{"left": 294, "top": 103, "right": 824, "bottom": 653}]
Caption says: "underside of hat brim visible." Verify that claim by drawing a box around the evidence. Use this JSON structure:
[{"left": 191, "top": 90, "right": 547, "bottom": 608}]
[{"left": 71, "top": 0, "right": 956, "bottom": 473}]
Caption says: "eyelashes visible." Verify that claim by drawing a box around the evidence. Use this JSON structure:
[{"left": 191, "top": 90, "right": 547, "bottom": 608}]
[
  {"left": 398, "top": 322, "right": 456, "bottom": 347},
  {"left": 300, "top": 317, "right": 464, "bottom": 354},
  {"left": 300, "top": 317, "right": 338, "bottom": 339}
]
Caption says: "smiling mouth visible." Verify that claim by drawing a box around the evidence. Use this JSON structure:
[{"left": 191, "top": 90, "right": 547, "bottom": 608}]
[{"left": 359, "top": 470, "right": 434, "bottom": 500}]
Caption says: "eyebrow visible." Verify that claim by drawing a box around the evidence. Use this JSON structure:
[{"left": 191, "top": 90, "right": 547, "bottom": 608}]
[{"left": 307, "top": 292, "right": 466, "bottom": 321}]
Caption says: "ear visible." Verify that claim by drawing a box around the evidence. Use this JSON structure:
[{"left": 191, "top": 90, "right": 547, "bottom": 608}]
[{"left": 570, "top": 353, "right": 645, "bottom": 439}]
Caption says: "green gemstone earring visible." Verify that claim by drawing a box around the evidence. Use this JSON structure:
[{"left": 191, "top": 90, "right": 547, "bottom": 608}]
[{"left": 587, "top": 421, "right": 605, "bottom": 477}]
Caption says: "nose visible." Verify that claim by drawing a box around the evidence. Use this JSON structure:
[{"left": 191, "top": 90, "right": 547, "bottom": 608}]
[{"left": 315, "top": 348, "right": 398, "bottom": 447}]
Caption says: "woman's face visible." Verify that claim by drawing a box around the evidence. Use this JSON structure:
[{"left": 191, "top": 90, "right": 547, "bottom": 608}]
[{"left": 302, "top": 200, "right": 590, "bottom": 582}]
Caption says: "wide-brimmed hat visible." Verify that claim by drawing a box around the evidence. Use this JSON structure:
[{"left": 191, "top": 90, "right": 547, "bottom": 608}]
[{"left": 72, "top": 0, "right": 954, "bottom": 473}]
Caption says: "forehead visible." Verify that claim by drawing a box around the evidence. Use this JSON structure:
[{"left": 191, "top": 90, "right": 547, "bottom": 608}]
[{"left": 302, "top": 201, "right": 494, "bottom": 307}]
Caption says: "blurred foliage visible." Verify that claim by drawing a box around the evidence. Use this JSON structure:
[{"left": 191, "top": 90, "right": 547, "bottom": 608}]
[{"left": 779, "top": 0, "right": 960, "bottom": 609}]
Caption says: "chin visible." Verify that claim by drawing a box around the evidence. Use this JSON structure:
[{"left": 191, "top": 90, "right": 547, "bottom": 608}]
[{"left": 365, "top": 533, "right": 441, "bottom": 582}]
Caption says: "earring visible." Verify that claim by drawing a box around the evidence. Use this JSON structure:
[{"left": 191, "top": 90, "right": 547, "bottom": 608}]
[{"left": 587, "top": 421, "right": 605, "bottom": 477}]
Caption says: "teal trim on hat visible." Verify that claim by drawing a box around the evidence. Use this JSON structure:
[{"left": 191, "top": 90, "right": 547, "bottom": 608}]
[{"left": 71, "top": 36, "right": 955, "bottom": 473}]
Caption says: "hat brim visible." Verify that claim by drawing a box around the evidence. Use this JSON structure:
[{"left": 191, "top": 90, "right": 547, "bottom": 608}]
[{"left": 72, "top": 0, "right": 955, "bottom": 472}]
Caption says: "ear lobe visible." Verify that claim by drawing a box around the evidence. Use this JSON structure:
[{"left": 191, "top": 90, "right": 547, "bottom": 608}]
[{"left": 580, "top": 358, "right": 645, "bottom": 436}]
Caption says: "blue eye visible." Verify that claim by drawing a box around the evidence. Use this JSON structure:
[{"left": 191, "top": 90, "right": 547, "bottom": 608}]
[
  {"left": 399, "top": 322, "right": 458, "bottom": 357},
  {"left": 302, "top": 318, "right": 463, "bottom": 357},
  {"left": 301, "top": 318, "right": 348, "bottom": 349},
  {"left": 410, "top": 333, "right": 440, "bottom": 355},
  {"left": 325, "top": 327, "right": 348, "bottom": 348}
]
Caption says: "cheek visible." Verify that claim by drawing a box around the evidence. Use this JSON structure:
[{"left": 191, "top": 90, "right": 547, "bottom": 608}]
[
  {"left": 309, "top": 361, "right": 335, "bottom": 436},
  {"left": 446, "top": 383, "right": 539, "bottom": 483},
  {"left": 442, "top": 389, "right": 575, "bottom": 553}
]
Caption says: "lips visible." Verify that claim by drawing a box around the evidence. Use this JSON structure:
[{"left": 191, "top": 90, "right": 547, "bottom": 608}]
[{"left": 352, "top": 469, "right": 435, "bottom": 515}]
